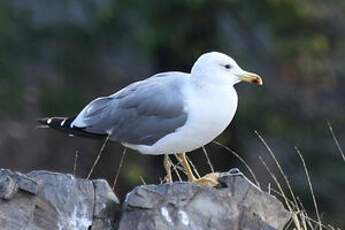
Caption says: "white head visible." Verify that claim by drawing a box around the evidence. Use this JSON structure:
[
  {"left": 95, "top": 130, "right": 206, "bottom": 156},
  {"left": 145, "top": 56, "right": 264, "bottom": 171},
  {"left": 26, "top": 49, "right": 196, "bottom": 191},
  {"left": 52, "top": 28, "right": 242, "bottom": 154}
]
[{"left": 191, "top": 52, "right": 263, "bottom": 86}]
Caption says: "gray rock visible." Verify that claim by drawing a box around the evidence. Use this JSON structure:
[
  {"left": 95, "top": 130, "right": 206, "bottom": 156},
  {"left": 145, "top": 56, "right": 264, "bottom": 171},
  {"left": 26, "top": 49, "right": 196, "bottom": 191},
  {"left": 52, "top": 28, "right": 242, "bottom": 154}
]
[
  {"left": 0, "top": 168, "right": 290, "bottom": 230},
  {"left": 0, "top": 169, "right": 39, "bottom": 200},
  {"left": 118, "top": 169, "right": 290, "bottom": 230},
  {"left": 0, "top": 169, "right": 120, "bottom": 230}
]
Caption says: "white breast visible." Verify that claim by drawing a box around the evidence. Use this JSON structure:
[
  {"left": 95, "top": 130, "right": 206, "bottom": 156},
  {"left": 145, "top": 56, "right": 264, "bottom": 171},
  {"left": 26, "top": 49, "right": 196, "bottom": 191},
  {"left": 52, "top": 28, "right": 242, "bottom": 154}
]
[{"left": 129, "top": 80, "right": 238, "bottom": 155}]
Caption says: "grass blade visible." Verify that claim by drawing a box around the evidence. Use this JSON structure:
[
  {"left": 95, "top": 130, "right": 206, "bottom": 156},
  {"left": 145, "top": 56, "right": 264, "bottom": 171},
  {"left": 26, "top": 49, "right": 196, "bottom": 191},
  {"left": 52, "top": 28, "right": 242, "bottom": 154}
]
[
  {"left": 327, "top": 122, "right": 345, "bottom": 162},
  {"left": 295, "top": 146, "right": 322, "bottom": 230}
]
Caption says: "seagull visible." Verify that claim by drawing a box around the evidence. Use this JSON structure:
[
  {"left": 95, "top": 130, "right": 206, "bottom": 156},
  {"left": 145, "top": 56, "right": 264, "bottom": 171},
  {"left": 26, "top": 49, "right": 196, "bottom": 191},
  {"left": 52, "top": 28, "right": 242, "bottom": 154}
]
[{"left": 38, "top": 51, "right": 262, "bottom": 186}]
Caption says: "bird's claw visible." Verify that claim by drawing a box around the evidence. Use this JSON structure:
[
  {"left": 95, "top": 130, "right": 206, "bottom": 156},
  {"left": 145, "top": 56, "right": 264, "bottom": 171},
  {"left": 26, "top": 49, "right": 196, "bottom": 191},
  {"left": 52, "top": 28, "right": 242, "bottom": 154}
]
[{"left": 190, "top": 172, "right": 219, "bottom": 187}]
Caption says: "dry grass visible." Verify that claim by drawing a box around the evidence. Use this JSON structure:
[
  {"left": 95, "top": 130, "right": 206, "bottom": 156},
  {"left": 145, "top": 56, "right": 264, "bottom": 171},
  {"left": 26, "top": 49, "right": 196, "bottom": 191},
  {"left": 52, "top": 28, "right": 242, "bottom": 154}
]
[
  {"left": 202, "top": 146, "right": 215, "bottom": 173},
  {"left": 328, "top": 122, "right": 345, "bottom": 163},
  {"left": 86, "top": 135, "right": 110, "bottom": 179},
  {"left": 254, "top": 131, "right": 339, "bottom": 230},
  {"left": 186, "top": 154, "right": 201, "bottom": 178},
  {"left": 73, "top": 150, "right": 79, "bottom": 176},
  {"left": 161, "top": 155, "right": 183, "bottom": 183},
  {"left": 213, "top": 140, "right": 261, "bottom": 188},
  {"left": 255, "top": 131, "right": 298, "bottom": 208},
  {"left": 81, "top": 134, "right": 128, "bottom": 190},
  {"left": 112, "top": 147, "right": 127, "bottom": 190},
  {"left": 295, "top": 146, "right": 322, "bottom": 230}
]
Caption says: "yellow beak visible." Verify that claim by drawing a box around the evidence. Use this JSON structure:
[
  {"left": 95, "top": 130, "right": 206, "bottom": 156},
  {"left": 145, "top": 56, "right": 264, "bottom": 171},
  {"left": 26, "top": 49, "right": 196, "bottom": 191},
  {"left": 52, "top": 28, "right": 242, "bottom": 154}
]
[{"left": 236, "top": 71, "right": 263, "bottom": 85}]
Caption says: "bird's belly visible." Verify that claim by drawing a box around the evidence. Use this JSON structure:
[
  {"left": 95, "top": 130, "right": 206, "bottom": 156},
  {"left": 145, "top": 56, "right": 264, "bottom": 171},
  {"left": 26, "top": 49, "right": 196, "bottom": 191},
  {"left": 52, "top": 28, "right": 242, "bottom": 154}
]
[{"left": 131, "top": 86, "right": 238, "bottom": 155}]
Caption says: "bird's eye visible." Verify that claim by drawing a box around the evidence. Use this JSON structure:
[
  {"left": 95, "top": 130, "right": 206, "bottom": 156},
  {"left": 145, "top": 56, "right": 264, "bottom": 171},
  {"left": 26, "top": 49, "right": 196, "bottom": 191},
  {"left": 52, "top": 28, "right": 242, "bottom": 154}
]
[{"left": 224, "top": 64, "right": 231, "bottom": 69}]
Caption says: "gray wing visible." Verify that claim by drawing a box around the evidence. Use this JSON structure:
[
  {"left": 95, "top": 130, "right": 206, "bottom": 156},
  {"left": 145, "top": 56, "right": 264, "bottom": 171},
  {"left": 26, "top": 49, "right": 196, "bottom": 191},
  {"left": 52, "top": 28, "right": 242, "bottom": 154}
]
[{"left": 71, "top": 72, "right": 189, "bottom": 145}]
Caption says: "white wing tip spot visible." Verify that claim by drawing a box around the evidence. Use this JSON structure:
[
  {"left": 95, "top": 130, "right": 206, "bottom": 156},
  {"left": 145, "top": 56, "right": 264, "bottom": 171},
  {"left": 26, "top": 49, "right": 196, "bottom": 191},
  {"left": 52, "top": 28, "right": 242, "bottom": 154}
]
[
  {"left": 47, "top": 118, "right": 52, "bottom": 124},
  {"left": 60, "top": 119, "right": 66, "bottom": 126}
]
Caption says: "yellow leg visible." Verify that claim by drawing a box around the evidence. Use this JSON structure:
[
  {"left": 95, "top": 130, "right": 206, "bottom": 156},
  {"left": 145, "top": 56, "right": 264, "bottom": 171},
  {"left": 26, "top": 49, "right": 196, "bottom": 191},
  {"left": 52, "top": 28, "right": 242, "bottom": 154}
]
[
  {"left": 177, "top": 153, "right": 197, "bottom": 181},
  {"left": 163, "top": 154, "right": 172, "bottom": 183},
  {"left": 177, "top": 153, "right": 219, "bottom": 187}
]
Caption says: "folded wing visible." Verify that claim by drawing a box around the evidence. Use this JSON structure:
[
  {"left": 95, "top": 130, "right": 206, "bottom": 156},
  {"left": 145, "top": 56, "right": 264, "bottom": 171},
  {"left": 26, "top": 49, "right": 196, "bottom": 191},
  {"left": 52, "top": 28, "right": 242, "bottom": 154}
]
[{"left": 71, "top": 72, "right": 189, "bottom": 145}]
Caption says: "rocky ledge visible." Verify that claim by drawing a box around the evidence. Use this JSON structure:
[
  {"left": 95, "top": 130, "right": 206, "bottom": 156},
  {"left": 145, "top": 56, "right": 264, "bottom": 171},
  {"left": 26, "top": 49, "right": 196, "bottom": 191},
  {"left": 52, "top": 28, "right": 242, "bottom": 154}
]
[{"left": 0, "top": 168, "right": 290, "bottom": 230}]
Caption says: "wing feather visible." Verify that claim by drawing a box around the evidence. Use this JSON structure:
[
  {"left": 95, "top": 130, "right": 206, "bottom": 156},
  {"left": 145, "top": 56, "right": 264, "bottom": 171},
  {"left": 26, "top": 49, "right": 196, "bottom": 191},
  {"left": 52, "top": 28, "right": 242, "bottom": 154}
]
[{"left": 71, "top": 72, "right": 189, "bottom": 145}]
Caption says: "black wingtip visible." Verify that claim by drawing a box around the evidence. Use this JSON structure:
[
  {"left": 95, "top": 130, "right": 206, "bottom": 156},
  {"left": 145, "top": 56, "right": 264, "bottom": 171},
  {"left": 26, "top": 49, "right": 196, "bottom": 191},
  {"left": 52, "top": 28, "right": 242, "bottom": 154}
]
[
  {"left": 36, "top": 117, "right": 50, "bottom": 126},
  {"left": 36, "top": 117, "right": 71, "bottom": 130},
  {"left": 36, "top": 116, "right": 107, "bottom": 139},
  {"left": 36, "top": 117, "right": 52, "bottom": 129}
]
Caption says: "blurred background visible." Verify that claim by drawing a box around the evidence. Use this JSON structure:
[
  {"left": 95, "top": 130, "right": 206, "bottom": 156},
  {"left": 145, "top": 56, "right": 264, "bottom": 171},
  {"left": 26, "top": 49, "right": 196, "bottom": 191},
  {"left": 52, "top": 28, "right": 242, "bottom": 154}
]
[{"left": 0, "top": 0, "right": 344, "bottom": 227}]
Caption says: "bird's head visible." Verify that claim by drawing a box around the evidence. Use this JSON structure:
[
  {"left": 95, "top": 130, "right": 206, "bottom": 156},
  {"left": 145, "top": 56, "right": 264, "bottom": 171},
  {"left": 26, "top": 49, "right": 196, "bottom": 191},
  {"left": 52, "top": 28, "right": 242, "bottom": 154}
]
[{"left": 191, "top": 52, "right": 263, "bottom": 86}]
